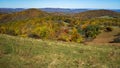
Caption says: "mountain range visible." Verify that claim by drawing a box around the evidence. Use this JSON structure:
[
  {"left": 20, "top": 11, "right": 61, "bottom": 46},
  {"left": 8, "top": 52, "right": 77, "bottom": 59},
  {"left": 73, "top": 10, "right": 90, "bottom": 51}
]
[{"left": 0, "top": 8, "right": 120, "bottom": 14}]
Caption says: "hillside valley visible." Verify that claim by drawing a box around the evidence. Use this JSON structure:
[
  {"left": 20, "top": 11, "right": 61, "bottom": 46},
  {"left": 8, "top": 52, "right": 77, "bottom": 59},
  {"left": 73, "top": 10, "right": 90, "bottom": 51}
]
[{"left": 0, "top": 8, "right": 120, "bottom": 43}]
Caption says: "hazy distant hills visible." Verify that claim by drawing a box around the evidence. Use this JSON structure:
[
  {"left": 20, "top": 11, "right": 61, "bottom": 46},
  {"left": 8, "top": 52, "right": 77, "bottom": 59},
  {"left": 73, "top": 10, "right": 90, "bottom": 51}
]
[
  {"left": 0, "top": 8, "right": 120, "bottom": 14},
  {"left": 0, "top": 8, "right": 25, "bottom": 13},
  {"left": 41, "top": 8, "right": 120, "bottom": 13},
  {"left": 40, "top": 8, "right": 89, "bottom": 13},
  {"left": 0, "top": 8, "right": 88, "bottom": 13}
]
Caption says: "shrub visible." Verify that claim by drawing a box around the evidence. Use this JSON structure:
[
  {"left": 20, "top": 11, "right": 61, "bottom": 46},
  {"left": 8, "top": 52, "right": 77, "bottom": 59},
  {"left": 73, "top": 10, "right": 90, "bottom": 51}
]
[
  {"left": 70, "top": 27, "right": 83, "bottom": 43},
  {"left": 84, "top": 25, "right": 101, "bottom": 38},
  {"left": 33, "top": 26, "right": 48, "bottom": 39},
  {"left": 0, "top": 26, "right": 6, "bottom": 33},
  {"left": 28, "top": 34, "right": 40, "bottom": 39},
  {"left": 105, "top": 26, "right": 113, "bottom": 32},
  {"left": 5, "top": 28, "right": 17, "bottom": 36},
  {"left": 58, "top": 33, "right": 71, "bottom": 42},
  {"left": 110, "top": 37, "right": 120, "bottom": 43}
]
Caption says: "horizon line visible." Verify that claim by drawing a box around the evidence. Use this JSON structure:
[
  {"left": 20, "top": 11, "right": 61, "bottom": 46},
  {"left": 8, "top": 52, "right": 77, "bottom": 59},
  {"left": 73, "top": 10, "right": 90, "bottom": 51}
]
[{"left": 0, "top": 7, "right": 120, "bottom": 10}]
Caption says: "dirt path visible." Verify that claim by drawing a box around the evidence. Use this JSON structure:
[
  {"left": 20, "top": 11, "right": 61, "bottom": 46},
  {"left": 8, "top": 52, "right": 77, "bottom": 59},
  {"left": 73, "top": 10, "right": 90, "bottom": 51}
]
[{"left": 86, "top": 27, "right": 120, "bottom": 45}]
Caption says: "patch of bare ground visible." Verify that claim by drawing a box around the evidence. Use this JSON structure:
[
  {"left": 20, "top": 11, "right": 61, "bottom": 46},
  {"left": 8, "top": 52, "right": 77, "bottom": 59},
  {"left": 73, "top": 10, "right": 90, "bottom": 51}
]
[{"left": 86, "top": 27, "right": 120, "bottom": 45}]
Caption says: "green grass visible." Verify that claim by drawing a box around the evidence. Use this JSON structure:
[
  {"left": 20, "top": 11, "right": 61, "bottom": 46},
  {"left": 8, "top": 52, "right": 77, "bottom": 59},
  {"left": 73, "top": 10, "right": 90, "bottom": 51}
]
[{"left": 0, "top": 34, "right": 120, "bottom": 68}]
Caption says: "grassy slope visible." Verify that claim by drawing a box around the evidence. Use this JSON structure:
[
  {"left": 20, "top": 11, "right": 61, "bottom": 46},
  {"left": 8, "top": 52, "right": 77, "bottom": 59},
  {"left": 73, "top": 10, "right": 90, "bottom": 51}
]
[{"left": 0, "top": 34, "right": 120, "bottom": 68}]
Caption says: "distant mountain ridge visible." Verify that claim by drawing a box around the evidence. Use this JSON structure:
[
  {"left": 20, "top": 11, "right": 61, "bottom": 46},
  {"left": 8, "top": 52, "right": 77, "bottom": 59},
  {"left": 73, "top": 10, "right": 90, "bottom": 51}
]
[
  {"left": 0, "top": 8, "right": 120, "bottom": 13},
  {"left": 0, "top": 8, "right": 25, "bottom": 13},
  {"left": 0, "top": 8, "right": 49, "bottom": 23},
  {"left": 40, "top": 8, "right": 89, "bottom": 13},
  {"left": 75, "top": 9, "right": 120, "bottom": 20}
]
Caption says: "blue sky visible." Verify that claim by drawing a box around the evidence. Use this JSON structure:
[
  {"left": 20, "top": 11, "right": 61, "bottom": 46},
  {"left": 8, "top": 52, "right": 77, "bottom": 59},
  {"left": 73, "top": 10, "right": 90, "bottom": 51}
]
[{"left": 0, "top": 0, "right": 120, "bottom": 9}]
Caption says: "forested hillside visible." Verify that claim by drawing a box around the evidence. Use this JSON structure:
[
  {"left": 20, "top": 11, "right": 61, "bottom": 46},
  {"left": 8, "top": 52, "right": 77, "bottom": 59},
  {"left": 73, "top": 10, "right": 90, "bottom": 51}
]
[
  {"left": 75, "top": 10, "right": 120, "bottom": 20},
  {"left": 0, "top": 8, "right": 120, "bottom": 43}
]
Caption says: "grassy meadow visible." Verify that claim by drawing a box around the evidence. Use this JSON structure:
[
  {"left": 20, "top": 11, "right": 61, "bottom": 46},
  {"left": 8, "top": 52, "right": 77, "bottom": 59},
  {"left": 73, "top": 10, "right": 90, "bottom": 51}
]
[{"left": 0, "top": 34, "right": 120, "bottom": 68}]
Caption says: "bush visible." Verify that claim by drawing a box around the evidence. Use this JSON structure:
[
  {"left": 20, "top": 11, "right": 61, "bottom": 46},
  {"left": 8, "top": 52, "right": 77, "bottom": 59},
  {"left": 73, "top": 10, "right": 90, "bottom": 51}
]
[
  {"left": 28, "top": 34, "right": 40, "bottom": 39},
  {"left": 105, "top": 26, "right": 113, "bottom": 32},
  {"left": 58, "top": 33, "right": 71, "bottom": 42},
  {"left": 5, "top": 28, "right": 17, "bottom": 36},
  {"left": 110, "top": 37, "right": 120, "bottom": 43},
  {"left": 70, "top": 27, "right": 83, "bottom": 43},
  {"left": 33, "top": 26, "right": 49, "bottom": 39},
  {"left": 0, "top": 26, "right": 6, "bottom": 33},
  {"left": 84, "top": 25, "right": 101, "bottom": 38}
]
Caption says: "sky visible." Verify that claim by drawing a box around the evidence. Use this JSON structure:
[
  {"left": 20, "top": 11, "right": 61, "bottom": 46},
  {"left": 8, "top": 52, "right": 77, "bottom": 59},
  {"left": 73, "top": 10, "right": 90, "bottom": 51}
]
[{"left": 0, "top": 0, "right": 120, "bottom": 9}]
